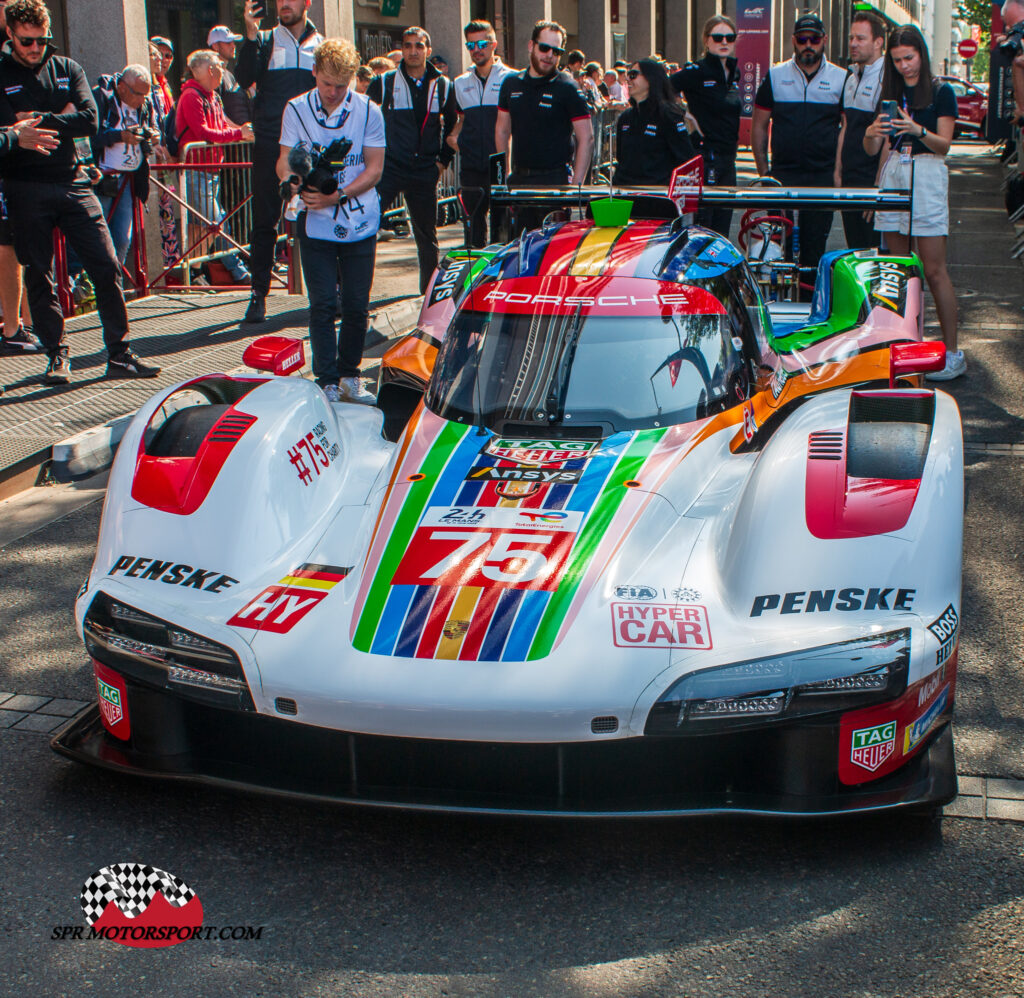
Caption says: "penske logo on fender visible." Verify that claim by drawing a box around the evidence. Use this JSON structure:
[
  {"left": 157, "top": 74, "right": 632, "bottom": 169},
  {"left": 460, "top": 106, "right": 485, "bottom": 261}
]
[{"left": 108, "top": 555, "right": 238, "bottom": 594}]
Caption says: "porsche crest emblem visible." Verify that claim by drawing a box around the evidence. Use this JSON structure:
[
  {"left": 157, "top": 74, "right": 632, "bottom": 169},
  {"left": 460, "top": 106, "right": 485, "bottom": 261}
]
[{"left": 443, "top": 619, "right": 470, "bottom": 640}]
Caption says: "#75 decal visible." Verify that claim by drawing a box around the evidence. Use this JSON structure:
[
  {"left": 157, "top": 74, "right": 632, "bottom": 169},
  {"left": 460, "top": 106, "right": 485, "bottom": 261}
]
[{"left": 391, "top": 506, "right": 582, "bottom": 591}]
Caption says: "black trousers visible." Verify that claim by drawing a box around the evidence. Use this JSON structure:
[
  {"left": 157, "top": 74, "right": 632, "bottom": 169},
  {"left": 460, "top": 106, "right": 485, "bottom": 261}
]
[
  {"left": 841, "top": 204, "right": 881, "bottom": 250},
  {"left": 249, "top": 138, "right": 284, "bottom": 298},
  {"left": 6, "top": 179, "right": 130, "bottom": 357},
  {"left": 297, "top": 215, "right": 376, "bottom": 384},
  {"left": 697, "top": 148, "right": 737, "bottom": 238},
  {"left": 377, "top": 169, "right": 439, "bottom": 294},
  {"left": 459, "top": 168, "right": 498, "bottom": 248},
  {"left": 772, "top": 169, "right": 834, "bottom": 293}
]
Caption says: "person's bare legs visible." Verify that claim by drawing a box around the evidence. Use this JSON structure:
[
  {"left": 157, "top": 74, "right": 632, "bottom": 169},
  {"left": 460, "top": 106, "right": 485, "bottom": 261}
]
[
  {"left": 885, "top": 231, "right": 958, "bottom": 350},
  {"left": 0, "top": 243, "right": 24, "bottom": 338}
]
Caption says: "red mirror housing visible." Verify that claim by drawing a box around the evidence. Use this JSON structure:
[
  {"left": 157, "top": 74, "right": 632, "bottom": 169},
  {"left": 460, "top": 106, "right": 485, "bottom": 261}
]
[
  {"left": 889, "top": 341, "right": 946, "bottom": 388},
  {"left": 242, "top": 336, "right": 305, "bottom": 376}
]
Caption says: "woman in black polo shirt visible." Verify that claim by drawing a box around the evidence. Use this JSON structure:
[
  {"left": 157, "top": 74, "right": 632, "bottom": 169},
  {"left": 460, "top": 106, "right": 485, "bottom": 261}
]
[
  {"left": 864, "top": 25, "right": 962, "bottom": 380},
  {"left": 671, "top": 16, "right": 741, "bottom": 235},
  {"left": 613, "top": 59, "right": 695, "bottom": 187}
]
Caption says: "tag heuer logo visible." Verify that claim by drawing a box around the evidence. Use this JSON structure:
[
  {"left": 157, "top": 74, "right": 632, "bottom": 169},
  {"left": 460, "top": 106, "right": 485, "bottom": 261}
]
[
  {"left": 850, "top": 720, "right": 897, "bottom": 772},
  {"left": 97, "top": 679, "right": 123, "bottom": 727}
]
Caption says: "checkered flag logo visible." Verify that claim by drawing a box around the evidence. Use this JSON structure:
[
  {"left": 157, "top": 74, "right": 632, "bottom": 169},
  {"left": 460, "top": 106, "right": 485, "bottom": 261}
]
[{"left": 80, "top": 864, "right": 196, "bottom": 925}]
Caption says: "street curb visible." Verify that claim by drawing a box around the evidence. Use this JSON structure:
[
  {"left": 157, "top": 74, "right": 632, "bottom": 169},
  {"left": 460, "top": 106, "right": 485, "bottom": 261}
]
[{"left": 49, "top": 294, "right": 423, "bottom": 483}]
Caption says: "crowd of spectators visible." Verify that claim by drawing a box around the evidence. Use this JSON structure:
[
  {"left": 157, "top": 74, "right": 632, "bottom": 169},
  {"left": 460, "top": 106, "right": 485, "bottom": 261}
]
[{"left": 1, "top": 0, "right": 1006, "bottom": 395}]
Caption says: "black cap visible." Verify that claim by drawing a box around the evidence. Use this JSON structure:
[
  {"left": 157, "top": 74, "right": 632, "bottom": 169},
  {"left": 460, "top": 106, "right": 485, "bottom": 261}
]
[{"left": 793, "top": 14, "right": 825, "bottom": 35}]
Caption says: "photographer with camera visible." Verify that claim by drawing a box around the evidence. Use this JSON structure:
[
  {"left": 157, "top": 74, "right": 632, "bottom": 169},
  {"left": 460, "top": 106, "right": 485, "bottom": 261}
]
[
  {"left": 278, "top": 38, "right": 385, "bottom": 404},
  {"left": 90, "top": 65, "right": 161, "bottom": 267}
]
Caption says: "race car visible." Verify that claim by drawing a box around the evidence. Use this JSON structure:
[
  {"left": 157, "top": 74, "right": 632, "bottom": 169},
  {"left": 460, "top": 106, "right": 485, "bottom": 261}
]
[{"left": 53, "top": 177, "right": 963, "bottom": 817}]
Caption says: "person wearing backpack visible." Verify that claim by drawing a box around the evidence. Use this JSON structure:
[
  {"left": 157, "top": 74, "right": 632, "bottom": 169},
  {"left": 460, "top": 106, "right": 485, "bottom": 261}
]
[{"left": 366, "top": 26, "right": 457, "bottom": 294}]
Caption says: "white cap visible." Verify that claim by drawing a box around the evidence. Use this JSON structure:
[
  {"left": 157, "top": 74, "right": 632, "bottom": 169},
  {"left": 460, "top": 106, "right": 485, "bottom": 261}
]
[{"left": 207, "top": 25, "right": 243, "bottom": 45}]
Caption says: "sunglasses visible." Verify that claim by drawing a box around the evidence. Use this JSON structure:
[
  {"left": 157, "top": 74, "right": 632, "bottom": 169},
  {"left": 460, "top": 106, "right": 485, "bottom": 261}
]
[
  {"left": 626, "top": 69, "right": 641, "bottom": 80},
  {"left": 465, "top": 39, "right": 493, "bottom": 51},
  {"left": 710, "top": 32, "right": 737, "bottom": 43},
  {"left": 13, "top": 34, "right": 51, "bottom": 48},
  {"left": 795, "top": 34, "right": 823, "bottom": 45},
  {"left": 535, "top": 42, "right": 565, "bottom": 56}
]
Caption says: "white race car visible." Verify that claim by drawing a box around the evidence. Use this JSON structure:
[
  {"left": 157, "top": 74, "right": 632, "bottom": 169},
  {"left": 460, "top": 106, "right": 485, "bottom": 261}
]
[{"left": 54, "top": 183, "right": 962, "bottom": 816}]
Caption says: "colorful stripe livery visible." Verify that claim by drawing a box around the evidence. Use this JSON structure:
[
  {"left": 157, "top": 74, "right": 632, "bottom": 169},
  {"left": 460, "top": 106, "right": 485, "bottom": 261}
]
[{"left": 350, "top": 408, "right": 691, "bottom": 662}]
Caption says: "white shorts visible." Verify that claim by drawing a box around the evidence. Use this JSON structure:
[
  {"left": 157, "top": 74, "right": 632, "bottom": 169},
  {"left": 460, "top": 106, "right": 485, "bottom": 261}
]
[{"left": 874, "top": 153, "right": 949, "bottom": 238}]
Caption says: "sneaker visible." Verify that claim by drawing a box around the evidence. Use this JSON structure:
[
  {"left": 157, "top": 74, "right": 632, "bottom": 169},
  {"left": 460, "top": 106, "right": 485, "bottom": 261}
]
[
  {"left": 337, "top": 376, "right": 377, "bottom": 405},
  {"left": 107, "top": 350, "right": 161, "bottom": 379},
  {"left": 0, "top": 326, "right": 42, "bottom": 354},
  {"left": 43, "top": 353, "right": 71, "bottom": 385},
  {"left": 242, "top": 295, "right": 266, "bottom": 324},
  {"left": 925, "top": 349, "right": 966, "bottom": 382},
  {"left": 227, "top": 262, "right": 251, "bottom": 283},
  {"left": 322, "top": 384, "right": 341, "bottom": 403}
]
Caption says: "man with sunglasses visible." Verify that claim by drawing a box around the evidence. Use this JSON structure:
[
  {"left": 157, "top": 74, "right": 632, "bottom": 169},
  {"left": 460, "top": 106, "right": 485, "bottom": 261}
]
[
  {"left": 495, "top": 20, "right": 593, "bottom": 235},
  {"left": 367, "top": 26, "right": 457, "bottom": 294},
  {"left": 0, "top": 0, "right": 160, "bottom": 383},
  {"left": 751, "top": 14, "right": 846, "bottom": 293},
  {"left": 453, "top": 19, "right": 512, "bottom": 247}
]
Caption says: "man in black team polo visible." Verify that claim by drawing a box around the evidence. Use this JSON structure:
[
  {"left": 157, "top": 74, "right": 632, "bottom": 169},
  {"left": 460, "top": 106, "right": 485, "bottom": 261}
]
[
  {"left": 235, "top": 0, "right": 323, "bottom": 323},
  {"left": 495, "top": 20, "right": 593, "bottom": 235},
  {"left": 751, "top": 14, "right": 846, "bottom": 291},
  {"left": 0, "top": 0, "right": 160, "bottom": 384},
  {"left": 835, "top": 9, "right": 885, "bottom": 249},
  {"left": 367, "top": 26, "right": 458, "bottom": 294}
]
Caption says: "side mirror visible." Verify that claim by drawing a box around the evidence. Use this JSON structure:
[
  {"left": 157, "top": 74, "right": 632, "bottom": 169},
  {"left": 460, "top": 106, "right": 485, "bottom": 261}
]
[
  {"left": 242, "top": 336, "right": 305, "bottom": 376},
  {"left": 889, "top": 341, "right": 945, "bottom": 388}
]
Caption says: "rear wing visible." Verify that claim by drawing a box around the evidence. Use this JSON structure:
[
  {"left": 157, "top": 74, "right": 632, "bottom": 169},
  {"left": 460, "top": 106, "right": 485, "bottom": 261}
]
[{"left": 487, "top": 153, "right": 912, "bottom": 217}]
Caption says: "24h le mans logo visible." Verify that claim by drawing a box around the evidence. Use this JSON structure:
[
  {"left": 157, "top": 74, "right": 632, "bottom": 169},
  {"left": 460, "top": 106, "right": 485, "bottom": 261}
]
[{"left": 850, "top": 720, "right": 897, "bottom": 772}]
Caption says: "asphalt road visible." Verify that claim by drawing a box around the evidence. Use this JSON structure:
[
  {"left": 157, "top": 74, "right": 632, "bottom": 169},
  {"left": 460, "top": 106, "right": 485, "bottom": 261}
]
[{"left": 1, "top": 141, "right": 1023, "bottom": 996}]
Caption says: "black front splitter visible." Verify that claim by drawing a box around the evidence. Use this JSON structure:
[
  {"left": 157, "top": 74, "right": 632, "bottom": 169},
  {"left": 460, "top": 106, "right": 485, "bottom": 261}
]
[{"left": 51, "top": 703, "right": 958, "bottom": 819}]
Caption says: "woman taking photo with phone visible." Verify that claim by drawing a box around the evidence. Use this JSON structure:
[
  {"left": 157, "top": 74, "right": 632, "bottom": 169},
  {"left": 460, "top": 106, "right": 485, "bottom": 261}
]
[
  {"left": 671, "top": 16, "right": 741, "bottom": 235},
  {"left": 864, "top": 25, "right": 962, "bottom": 380},
  {"left": 613, "top": 58, "right": 695, "bottom": 187}
]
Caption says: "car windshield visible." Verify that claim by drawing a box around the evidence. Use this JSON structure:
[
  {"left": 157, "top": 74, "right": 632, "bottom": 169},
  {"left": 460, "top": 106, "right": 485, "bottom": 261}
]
[{"left": 425, "top": 307, "right": 746, "bottom": 432}]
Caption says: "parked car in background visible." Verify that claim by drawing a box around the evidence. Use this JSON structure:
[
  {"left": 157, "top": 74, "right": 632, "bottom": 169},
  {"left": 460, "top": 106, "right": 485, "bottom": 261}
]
[{"left": 937, "top": 75, "right": 988, "bottom": 138}]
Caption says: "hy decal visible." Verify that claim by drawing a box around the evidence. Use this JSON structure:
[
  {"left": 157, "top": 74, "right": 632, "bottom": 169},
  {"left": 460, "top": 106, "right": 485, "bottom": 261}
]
[{"left": 228, "top": 564, "right": 350, "bottom": 633}]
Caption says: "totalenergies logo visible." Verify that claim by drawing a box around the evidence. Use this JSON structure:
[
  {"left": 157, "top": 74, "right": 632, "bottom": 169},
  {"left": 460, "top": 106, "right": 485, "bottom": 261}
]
[{"left": 517, "top": 511, "right": 569, "bottom": 524}]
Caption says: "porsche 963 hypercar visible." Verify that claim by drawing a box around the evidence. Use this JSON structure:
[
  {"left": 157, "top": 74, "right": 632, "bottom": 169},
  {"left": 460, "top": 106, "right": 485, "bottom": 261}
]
[{"left": 54, "top": 171, "right": 963, "bottom": 817}]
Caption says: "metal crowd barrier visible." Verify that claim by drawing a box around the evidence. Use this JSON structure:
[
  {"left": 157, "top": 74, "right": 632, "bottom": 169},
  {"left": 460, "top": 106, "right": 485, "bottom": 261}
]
[{"left": 380, "top": 151, "right": 464, "bottom": 229}]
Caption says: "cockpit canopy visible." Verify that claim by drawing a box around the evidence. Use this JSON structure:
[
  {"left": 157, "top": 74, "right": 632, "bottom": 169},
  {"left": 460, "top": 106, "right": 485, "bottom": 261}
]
[{"left": 425, "top": 275, "right": 760, "bottom": 434}]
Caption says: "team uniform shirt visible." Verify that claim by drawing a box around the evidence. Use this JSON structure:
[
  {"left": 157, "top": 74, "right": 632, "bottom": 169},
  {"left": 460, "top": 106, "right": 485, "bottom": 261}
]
[
  {"left": 497, "top": 69, "right": 591, "bottom": 175},
  {"left": 280, "top": 87, "right": 386, "bottom": 244},
  {"left": 754, "top": 57, "right": 846, "bottom": 177},
  {"left": 236, "top": 22, "right": 323, "bottom": 143},
  {"left": 614, "top": 100, "right": 696, "bottom": 186},
  {"left": 453, "top": 58, "right": 514, "bottom": 175},
  {"left": 887, "top": 82, "right": 958, "bottom": 157},
  {"left": 840, "top": 59, "right": 883, "bottom": 185},
  {"left": 671, "top": 55, "right": 741, "bottom": 155}
]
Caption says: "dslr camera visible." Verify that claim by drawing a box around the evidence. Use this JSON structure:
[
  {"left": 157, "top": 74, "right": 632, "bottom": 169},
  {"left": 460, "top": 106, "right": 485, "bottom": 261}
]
[
  {"left": 1000, "top": 19, "right": 1024, "bottom": 56},
  {"left": 279, "top": 138, "right": 354, "bottom": 200},
  {"left": 127, "top": 124, "right": 161, "bottom": 157}
]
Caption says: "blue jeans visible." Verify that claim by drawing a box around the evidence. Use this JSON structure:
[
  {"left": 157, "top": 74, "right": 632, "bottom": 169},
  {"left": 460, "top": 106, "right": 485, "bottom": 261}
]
[
  {"left": 97, "top": 175, "right": 134, "bottom": 265},
  {"left": 185, "top": 170, "right": 247, "bottom": 278},
  {"left": 298, "top": 215, "right": 376, "bottom": 385}
]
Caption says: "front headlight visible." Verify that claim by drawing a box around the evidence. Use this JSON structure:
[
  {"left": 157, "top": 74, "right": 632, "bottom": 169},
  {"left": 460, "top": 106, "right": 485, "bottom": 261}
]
[{"left": 645, "top": 628, "right": 909, "bottom": 736}]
